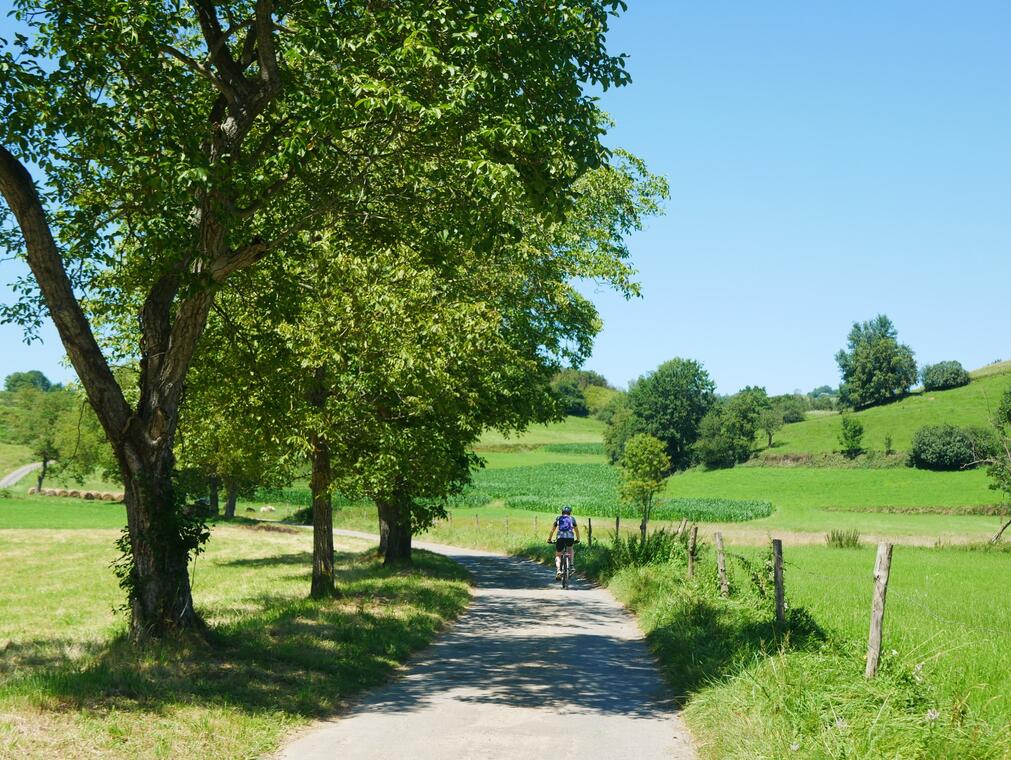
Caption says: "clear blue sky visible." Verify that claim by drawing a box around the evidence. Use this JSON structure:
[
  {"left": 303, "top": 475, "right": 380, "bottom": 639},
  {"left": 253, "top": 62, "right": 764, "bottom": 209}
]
[{"left": 2, "top": 1, "right": 1009, "bottom": 394}]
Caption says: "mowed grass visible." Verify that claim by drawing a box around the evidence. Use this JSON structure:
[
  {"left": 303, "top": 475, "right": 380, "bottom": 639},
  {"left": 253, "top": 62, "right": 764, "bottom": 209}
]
[
  {"left": 673, "top": 542, "right": 1011, "bottom": 758},
  {"left": 475, "top": 415, "right": 605, "bottom": 448},
  {"left": 0, "top": 496, "right": 127, "bottom": 529},
  {"left": 0, "top": 523, "right": 470, "bottom": 759},
  {"left": 771, "top": 370, "right": 1011, "bottom": 455}
]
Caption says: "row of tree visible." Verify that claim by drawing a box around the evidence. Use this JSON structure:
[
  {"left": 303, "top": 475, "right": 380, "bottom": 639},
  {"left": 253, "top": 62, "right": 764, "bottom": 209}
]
[{"left": 0, "top": 0, "right": 663, "bottom": 640}]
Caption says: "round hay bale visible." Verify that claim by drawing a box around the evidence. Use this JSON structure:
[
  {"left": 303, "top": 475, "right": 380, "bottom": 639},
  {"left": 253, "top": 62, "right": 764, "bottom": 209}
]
[
  {"left": 57, "top": 489, "right": 69, "bottom": 497},
  {"left": 83, "top": 491, "right": 96, "bottom": 500},
  {"left": 113, "top": 492, "right": 125, "bottom": 502},
  {"left": 102, "top": 492, "right": 117, "bottom": 502},
  {"left": 42, "top": 488, "right": 57, "bottom": 497},
  {"left": 68, "top": 490, "right": 81, "bottom": 498},
  {"left": 27, "top": 487, "right": 38, "bottom": 495}
]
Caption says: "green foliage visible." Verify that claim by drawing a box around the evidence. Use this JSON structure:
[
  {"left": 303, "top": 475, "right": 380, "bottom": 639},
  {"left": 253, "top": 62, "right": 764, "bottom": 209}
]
[
  {"left": 549, "top": 373, "right": 589, "bottom": 416},
  {"left": 837, "top": 415, "right": 865, "bottom": 458},
  {"left": 758, "top": 406, "right": 784, "bottom": 447},
  {"left": 609, "top": 528, "right": 691, "bottom": 569},
  {"left": 584, "top": 385, "right": 620, "bottom": 417},
  {"left": 603, "top": 401, "right": 641, "bottom": 463},
  {"left": 921, "top": 360, "right": 970, "bottom": 391},
  {"left": 695, "top": 387, "right": 768, "bottom": 469},
  {"left": 908, "top": 424, "right": 989, "bottom": 471},
  {"left": 983, "top": 387, "right": 1011, "bottom": 499},
  {"left": 3, "top": 370, "right": 51, "bottom": 392},
  {"left": 618, "top": 433, "right": 670, "bottom": 528},
  {"left": 836, "top": 315, "right": 917, "bottom": 409},
  {"left": 593, "top": 390, "right": 627, "bottom": 424},
  {"left": 624, "top": 358, "right": 716, "bottom": 470},
  {"left": 825, "top": 528, "right": 861, "bottom": 548}
]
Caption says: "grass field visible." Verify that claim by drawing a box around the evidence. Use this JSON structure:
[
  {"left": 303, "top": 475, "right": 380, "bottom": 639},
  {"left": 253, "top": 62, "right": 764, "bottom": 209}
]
[
  {"left": 0, "top": 523, "right": 469, "bottom": 759},
  {"left": 597, "top": 540, "right": 1011, "bottom": 759},
  {"left": 0, "top": 443, "right": 32, "bottom": 480},
  {"left": 769, "top": 370, "right": 1011, "bottom": 455}
]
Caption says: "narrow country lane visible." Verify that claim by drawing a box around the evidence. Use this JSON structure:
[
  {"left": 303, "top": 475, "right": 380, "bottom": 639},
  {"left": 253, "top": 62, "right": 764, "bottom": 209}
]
[
  {"left": 277, "top": 530, "right": 696, "bottom": 760},
  {"left": 0, "top": 462, "right": 41, "bottom": 488}
]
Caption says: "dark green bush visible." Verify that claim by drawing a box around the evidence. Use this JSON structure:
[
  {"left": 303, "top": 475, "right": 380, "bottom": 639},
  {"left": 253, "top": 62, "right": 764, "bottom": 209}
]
[
  {"left": 908, "top": 424, "right": 981, "bottom": 470},
  {"left": 921, "top": 361, "right": 970, "bottom": 391}
]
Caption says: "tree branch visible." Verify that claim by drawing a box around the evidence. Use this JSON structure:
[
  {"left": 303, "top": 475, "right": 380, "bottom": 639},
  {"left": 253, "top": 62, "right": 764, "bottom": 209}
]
[{"left": 0, "top": 145, "right": 131, "bottom": 438}]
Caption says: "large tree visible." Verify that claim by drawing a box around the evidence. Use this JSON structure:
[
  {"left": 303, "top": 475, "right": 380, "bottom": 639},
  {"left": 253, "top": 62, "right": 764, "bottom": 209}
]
[
  {"left": 624, "top": 358, "right": 716, "bottom": 471},
  {"left": 0, "top": 0, "right": 631, "bottom": 637},
  {"left": 836, "top": 315, "right": 917, "bottom": 409}
]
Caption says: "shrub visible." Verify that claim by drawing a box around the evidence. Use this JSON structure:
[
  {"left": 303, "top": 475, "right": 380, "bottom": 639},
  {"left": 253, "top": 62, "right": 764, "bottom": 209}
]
[
  {"left": 921, "top": 360, "right": 970, "bottom": 391},
  {"left": 826, "top": 529, "right": 861, "bottom": 548},
  {"left": 837, "top": 415, "right": 864, "bottom": 458},
  {"left": 908, "top": 424, "right": 988, "bottom": 471},
  {"left": 603, "top": 404, "right": 641, "bottom": 463},
  {"left": 610, "top": 528, "right": 690, "bottom": 569}
]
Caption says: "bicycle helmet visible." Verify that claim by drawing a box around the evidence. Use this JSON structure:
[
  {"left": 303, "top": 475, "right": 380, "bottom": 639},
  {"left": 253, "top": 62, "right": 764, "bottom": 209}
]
[{"left": 561, "top": 505, "right": 573, "bottom": 515}]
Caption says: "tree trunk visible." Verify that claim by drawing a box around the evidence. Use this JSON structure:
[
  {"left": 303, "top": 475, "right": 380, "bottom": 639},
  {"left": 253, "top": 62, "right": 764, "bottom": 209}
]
[
  {"left": 118, "top": 439, "right": 202, "bottom": 641},
  {"left": 224, "top": 479, "right": 238, "bottom": 520},
  {"left": 377, "top": 495, "right": 412, "bottom": 565},
  {"left": 991, "top": 516, "right": 1011, "bottom": 544},
  {"left": 767, "top": 432, "right": 773, "bottom": 448},
  {"left": 309, "top": 433, "right": 337, "bottom": 599},
  {"left": 208, "top": 475, "right": 220, "bottom": 516},
  {"left": 36, "top": 456, "right": 48, "bottom": 492}
]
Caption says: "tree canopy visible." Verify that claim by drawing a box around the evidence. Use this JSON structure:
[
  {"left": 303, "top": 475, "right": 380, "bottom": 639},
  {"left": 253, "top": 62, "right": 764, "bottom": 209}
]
[
  {"left": 1, "top": 0, "right": 636, "bottom": 638},
  {"left": 623, "top": 358, "right": 716, "bottom": 470},
  {"left": 836, "top": 315, "right": 917, "bottom": 409}
]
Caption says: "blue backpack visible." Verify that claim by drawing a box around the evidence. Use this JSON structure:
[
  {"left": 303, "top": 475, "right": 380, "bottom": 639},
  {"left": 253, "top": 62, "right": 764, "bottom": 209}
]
[{"left": 557, "top": 515, "right": 575, "bottom": 534}]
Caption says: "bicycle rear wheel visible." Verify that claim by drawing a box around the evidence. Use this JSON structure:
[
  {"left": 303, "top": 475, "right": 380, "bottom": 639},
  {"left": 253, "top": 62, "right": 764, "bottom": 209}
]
[{"left": 561, "top": 554, "right": 570, "bottom": 589}]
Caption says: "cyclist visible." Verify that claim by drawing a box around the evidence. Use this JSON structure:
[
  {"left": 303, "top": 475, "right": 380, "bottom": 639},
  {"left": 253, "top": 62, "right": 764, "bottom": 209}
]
[{"left": 547, "top": 505, "right": 580, "bottom": 581}]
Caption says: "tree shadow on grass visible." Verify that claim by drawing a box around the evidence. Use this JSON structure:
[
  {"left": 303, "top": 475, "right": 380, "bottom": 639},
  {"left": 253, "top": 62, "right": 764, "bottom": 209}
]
[{"left": 3, "top": 550, "right": 470, "bottom": 722}]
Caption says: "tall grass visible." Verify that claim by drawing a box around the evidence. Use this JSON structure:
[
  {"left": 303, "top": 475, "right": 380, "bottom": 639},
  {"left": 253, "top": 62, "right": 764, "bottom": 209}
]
[{"left": 826, "top": 528, "right": 861, "bottom": 548}]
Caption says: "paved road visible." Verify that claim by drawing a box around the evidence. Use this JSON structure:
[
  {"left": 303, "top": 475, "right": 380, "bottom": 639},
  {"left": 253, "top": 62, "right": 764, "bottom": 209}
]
[
  {"left": 277, "top": 530, "right": 695, "bottom": 760},
  {"left": 0, "top": 462, "right": 41, "bottom": 489}
]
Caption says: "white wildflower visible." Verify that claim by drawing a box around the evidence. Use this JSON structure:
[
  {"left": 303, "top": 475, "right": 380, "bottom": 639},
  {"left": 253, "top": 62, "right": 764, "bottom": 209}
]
[{"left": 926, "top": 708, "right": 940, "bottom": 722}]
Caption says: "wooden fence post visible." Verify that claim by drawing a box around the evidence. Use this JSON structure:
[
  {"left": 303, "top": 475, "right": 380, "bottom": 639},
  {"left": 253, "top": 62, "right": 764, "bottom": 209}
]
[
  {"left": 588, "top": 517, "right": 593, "bottom": 548},
  {"left": 865, "top": 542, "right": 894, "bottom": 678},
  {"left": 715, "top": 531, "right": 729, "bottom": 597},
  {"left": 687, "top": 525, "right": 698, "bottom": 578},
  {"left": 534, "top": 515, "right": 538, "bottom": 536},
  {"left": 772, "top": 538, "right": 785, "bottom": 626},
  {"left": 615, "top": 514, "right": 620, "bottom": 537},
  {"left": 475, "top": 514, "right": 479, "bottom": 530}
]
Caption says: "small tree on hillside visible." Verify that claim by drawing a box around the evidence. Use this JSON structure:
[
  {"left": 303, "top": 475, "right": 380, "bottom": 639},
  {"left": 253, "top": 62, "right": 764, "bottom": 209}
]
[
  {"left": 836, "top": 315, "right": 917, "bottom": 409},
  {"left": 9, "top": 386, "right": 73, "bottom": 490},
  {"left": 759, "top": 407, "right": 784, "bottom": 448},
  {"left": 838, "top": 415, "right": 865, "bottom": 458},
  {"left": 619, "top": 434, "right": 670, "bottom": 541}
]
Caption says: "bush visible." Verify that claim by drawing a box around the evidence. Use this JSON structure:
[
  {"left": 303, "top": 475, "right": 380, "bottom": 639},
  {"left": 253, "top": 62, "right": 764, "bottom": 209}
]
[
  {"left": 837, "top": 415, "right": 864, "bottom": 458},
  {"left": 909, "top": 424, "right": 991, "bottom": 471},
  {"left": 610, "top": 528, "right": 691, "bottom": 569},
  {"left": 921, "top": 360, "right": 970, "bottom": 391},
  {"left": 826, "top": 529, "right": 861, "bottom": 548},
  {"left": 603, "top": 404, "right": 641, "bottom": 463}
]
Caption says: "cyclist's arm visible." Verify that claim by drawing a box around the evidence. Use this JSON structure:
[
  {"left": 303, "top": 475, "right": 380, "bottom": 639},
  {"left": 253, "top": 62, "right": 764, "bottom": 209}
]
[
  {"left": 574, "top": 524, "right": 581, "bottom": 541},
  {"left": 548, "top": 520, "right": 557, "bottom": 542}
]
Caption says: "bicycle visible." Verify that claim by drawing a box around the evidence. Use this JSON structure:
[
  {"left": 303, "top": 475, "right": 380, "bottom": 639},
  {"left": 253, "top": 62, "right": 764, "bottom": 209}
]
[{"left": 548, "top": 539, "right": 579, "bottom": 589}]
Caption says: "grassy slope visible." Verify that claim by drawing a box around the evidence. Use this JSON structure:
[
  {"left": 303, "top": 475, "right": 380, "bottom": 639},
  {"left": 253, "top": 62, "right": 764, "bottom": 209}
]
[
  {"left": 475, "top": 415, "right": 605, "bottom": 448},
  {"left": 0, "top": 443, "right": 32, "bottom": 479},
  {"left": 0, "top": 524, "right": 469, "bottom": 759},
  {"left": 771, "top": 370, "right": 1011, "bottom": 454}
]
